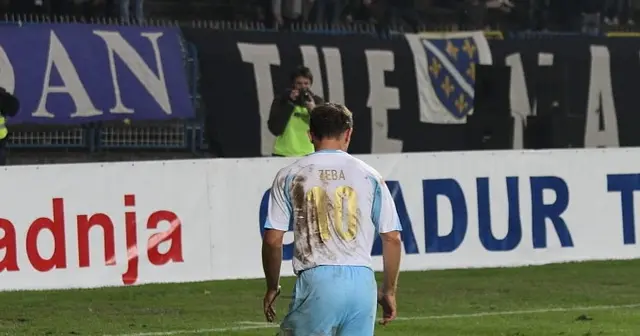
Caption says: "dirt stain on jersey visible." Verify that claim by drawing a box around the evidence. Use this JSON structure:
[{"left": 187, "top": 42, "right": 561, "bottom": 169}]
[
  {"left": 349, "top": 208, "right": 362, "bottom": 241},
  {"left": 291, "top": 170, "right": 337, "bottom": 264},
  {"left": 305, "top": 180, "right": 335, "bottom": 260}
]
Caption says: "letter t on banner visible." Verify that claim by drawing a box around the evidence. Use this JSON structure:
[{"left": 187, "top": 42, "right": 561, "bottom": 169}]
[
  {"left": 608, "top": 174, "right": 640, "bottom": 245},
  {"left": 238, "top": 43, "right": 281, "bottom": 157}
]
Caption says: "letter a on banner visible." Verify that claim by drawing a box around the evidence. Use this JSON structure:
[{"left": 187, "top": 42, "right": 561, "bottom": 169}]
[
  {"left": 405, "top": 32, "right": 492, "bottom": 124},
  {"left": 584, "top": 46, "right": 619, "bottom": 148}
]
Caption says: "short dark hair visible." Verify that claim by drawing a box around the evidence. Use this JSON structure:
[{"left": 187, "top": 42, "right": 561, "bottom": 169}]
[
  {"left": 290, "top": 66, "right": 313, "bottom": 84},
  {"left": 309, "top": 103, "right": 353, "bottom": 140}
]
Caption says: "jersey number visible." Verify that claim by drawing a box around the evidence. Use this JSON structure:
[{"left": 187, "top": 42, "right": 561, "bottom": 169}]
[{"left": 306, "top": 186, "right": 359, "bottom": 242}]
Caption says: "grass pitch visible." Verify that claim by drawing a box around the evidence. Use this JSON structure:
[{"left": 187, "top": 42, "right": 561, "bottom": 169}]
[{"left": 1, "top": 260, "right": 640, "bottom": 335}]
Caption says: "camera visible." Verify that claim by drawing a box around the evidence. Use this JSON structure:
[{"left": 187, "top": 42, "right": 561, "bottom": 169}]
[{"left": 295, "top": 88, "right": 312, "bottom": 106}]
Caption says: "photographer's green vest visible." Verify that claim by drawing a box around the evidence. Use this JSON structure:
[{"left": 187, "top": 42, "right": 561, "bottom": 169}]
[
  {"left": 0, "top": 116, "right": 7, "bottom": 140},
  {"left": 273, "top": 105, "right": 314, "bottom": 156}
]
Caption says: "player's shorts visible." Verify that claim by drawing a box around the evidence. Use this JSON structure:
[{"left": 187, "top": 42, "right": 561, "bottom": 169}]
[{"left": 279, "top": 265, "right": 377, "bottom": 336}]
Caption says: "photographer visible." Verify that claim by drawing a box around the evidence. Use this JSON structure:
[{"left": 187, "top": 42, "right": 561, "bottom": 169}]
[
  {"left": 0, "top": 87, "right": 20, "bottom": 166},
  {"left": 268, "top": 66, "right": 324, "bottom": 157}
]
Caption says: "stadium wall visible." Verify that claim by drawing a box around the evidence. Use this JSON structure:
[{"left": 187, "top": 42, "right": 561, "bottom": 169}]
[
  {"left": 1, "top": 24, "right": 637, "bottom": 159},
  {"left": 184, "top": 29, "right": 640, "bottom": 157},
  {"left": 2, "top": 148, "right": 640, "bottom": 290}
]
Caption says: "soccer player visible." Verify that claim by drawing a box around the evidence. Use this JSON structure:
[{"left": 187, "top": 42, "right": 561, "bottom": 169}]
[{"left": 261, "top": 103, "right": 403, "bottom": 336}]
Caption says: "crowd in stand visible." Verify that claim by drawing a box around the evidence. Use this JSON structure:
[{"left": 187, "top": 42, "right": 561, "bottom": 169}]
[
  {"left": 0, "top": 0, "right": 143, "bottom": 22},
  {"left": 0, "top": 0, "right": 637, "bottom": 32},
  {"left": 261, "top": 0, "right": 632, "bottom": 33}
]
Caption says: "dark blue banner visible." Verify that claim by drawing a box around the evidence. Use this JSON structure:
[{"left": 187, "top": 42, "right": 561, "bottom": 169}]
[{"left": 0, "top": 24, "right": 194, "bottom": 124}]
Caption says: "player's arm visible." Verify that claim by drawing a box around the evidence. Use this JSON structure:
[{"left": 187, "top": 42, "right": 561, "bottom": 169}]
[
  {"left": 373, "top": 178, "right": 402, "bottom": 295},
  {"left": 262, "top": 172, "right": 291, "bottom": 291},
  {"left": 380, "top": 231, "right": 401, "bottom": 295}
]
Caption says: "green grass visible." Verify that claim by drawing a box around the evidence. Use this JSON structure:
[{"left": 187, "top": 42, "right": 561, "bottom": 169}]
[{"left": 2, "top": 260, "right": 640, "bottom": 335}]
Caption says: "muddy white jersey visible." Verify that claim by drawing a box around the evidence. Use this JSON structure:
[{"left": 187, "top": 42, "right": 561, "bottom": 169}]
[{"left": 264, "top": 149, "right": 402, "bottom": 274}]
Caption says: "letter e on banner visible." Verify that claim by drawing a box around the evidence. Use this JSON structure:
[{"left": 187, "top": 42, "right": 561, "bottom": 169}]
[{"left": 365, "top": 50, "right": 402, "bottom": 153}]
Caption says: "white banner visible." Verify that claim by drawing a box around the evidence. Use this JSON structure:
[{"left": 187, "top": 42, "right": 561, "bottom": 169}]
[
  {"left": 2, "top": 148, "right": 640, "bottom": 290},
  {"left": 0, "top": 161, "right": 213, "bottom": 290}
]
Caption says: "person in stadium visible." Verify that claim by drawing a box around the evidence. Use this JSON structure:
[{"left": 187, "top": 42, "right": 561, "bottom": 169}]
[
  {"left": 267, "top": 65, "right": 324, "bottom": 157},
  {"left": 0, "top": 87, "right": 19, "bottom": 166},
  {"left": 261, "top": 102, "right": 402, "bottom": 335}
]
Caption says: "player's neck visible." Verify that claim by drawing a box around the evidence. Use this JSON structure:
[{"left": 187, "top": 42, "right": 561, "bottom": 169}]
[{"left": 314, "top": 140, "right": 344, "bottom": 152}]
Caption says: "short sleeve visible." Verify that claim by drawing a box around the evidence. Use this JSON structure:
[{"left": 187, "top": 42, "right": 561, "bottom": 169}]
[
  {"left": 264, "top": 170, "right": 291, "bottom": 231},
  {"left": 371, "top": 176, "right": 402, "bottom": 234}
]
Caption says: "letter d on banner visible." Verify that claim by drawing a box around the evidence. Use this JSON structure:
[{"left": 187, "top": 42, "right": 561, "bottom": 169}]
[{"left": 424, "top": 179, "right": 468, "bottom": 253}]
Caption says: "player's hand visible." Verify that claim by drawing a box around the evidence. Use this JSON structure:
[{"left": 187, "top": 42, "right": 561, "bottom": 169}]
[
  {"left": 377, "top": 290, "right": 397, "bottom": 326},
  {"left": 289, "top": 89, "right": 299, "bottom": 101},
  {"left": 263, "top": 286, "right": 281, "bottom": 323}
]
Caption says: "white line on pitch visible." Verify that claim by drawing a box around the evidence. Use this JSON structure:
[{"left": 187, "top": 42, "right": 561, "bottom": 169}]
[{"left": 109, "top": 303, "right": 640, "bottom": 336}]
